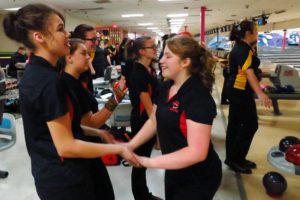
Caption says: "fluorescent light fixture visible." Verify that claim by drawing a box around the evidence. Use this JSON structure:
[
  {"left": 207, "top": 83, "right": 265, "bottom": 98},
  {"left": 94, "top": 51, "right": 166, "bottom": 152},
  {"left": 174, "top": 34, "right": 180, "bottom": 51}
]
[
  {"left": 171, "top": 27, "right": 181, "bottom": 33},
  {"left": 167, "top": 13, "right": 188, "bottom": 18},
  {"left": 138, "top": 23, "right": 153, "bottom": 26},
  {"left": 158, "top": 0, "right": 174, "bottom": 1},
  {"left": 147, "top": 27, "right": 158, "bottom": 30},
  {"left": 4, "top": 7, "right": 21, "bottom": 11},
  {"left": 169, "top": 18, "right": 185, "bottom": 22},
  {"left": 122, "top": 14, "right": 144, "bottom": 18},
  {"left": 170, "top": 22, "right": 184, "bottom": 25},
  {"left": 170, "top": 24, "right": 182, "bottom": 28}
]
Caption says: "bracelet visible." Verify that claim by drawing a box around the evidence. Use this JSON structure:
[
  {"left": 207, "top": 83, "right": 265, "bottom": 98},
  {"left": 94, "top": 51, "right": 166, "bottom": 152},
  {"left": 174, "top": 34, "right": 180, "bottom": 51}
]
[{"left": 104, "top": 97, "right": 118, "bottom": 112}]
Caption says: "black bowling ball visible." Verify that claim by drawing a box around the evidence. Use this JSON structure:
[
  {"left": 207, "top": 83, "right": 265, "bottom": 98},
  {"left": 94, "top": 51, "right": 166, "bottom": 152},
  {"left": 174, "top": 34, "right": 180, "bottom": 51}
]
[
  {"left": 263, "top": 172, "right": 287, "bottom": 197},
  {"left": 282, "top": 85, "right": 295, "bottom": 94},
  {"left": 100, "top": 89, "right": 112, "bottom": 95},
  {"left": 279, "top": 136, "right": 300, "bottom": 152},
  {"left": 274, "top": 85, "right": 284, "bottom": 93},
  {"left": 263, "top": 86, "right": 277, "bottom": 94}
]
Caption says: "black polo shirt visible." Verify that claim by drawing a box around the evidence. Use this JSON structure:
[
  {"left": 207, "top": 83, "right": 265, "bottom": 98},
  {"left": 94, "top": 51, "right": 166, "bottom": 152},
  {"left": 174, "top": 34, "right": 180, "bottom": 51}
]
[
  {"left": 92, "top": 46, "right": 108, "bottom": 78},
  {"left": 228, "top": 40, "right": 254, "bottom": 93},
  {"left": 156, "top": 76, "right": 220, "bottom": 180},
  {"left": 61, "top": 72, "right": 91, "bottom": 135},
  {"left": 128, "top": 62, "right": 158, "bottom": 125},
  {"left": 121, "top": 59, "right": 134, "bottom": 89},
  {"left": 19, "top": 55, "right": 89, "bottom": 187}
]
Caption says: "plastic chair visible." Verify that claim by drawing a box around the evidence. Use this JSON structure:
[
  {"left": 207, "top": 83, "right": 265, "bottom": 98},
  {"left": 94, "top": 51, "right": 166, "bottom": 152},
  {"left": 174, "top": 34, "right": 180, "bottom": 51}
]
[{"left": 0, "top": 112, "right": 16, "bottom": 178}]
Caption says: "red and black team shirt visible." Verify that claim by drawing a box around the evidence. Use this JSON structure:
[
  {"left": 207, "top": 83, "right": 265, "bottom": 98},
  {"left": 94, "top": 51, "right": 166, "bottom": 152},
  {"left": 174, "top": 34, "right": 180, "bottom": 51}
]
[
  {"left": 128, "top": 62, "right": 158, "bottom": 124},
  {"left": 156, "top": 76, "right": 220, "bottom": 178},
  {"left": 19, "top": 55, "right": 89, "bottom": 188},
  {"left": 61, "top": 72, "right": 91, "bottom": 138}
]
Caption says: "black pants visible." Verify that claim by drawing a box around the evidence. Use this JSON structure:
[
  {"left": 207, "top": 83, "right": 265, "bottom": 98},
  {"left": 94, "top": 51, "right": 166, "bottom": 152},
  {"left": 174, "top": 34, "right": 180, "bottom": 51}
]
[
  {"left": 36, "top": 182, "right": 94, "bottom": 200},
  {"left": 226, "top": 90, "right": 258, "bottom": 162},
  {"left": 131, "top": 115, "right": 157, "bottom": 200},
  {"left": 90, "top": 158, "right": 115, "bottom": 200},
  {"left": 165, "top": 162, "right": 222, "bottom": 200},
  {"left": 36, "top": 159, "right": 114, "bottom": 200},
  {"left": 221, "top": 68, "right": 230, "bottom": 103}
]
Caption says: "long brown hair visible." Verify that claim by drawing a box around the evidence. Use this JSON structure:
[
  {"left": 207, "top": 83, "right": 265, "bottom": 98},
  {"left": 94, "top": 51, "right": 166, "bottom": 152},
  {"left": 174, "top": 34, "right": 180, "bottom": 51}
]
[{"left": 166, "top": 36, "right": 215, "bottom": 92}]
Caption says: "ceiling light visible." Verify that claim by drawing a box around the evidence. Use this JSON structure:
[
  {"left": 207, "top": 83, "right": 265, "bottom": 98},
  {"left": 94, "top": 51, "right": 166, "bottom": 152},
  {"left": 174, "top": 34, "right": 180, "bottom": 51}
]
[
  {"left": 167, "top": 13, "right": 188, "bottom": 18},
  {"left": 170, "top": 22, "right": 184, "bottom": 25},
  {"left": 169, "top": 18, "right": 185, "bottom": 22},
  {"left": 147, "top": 27, "right": 159, "bottom": 30},
  {"left": 158, "top": 0, "right": 174, "bottom": 1},
  {"left": 171, "top": 27, "right": 181, "bottom": 33},
  {"left": 138, "top": 23, "right": 153, "bottom": 26},
  {"left": 121, "top": 14, "right": 144, "bottom": 18},
  {"left": 4, "top": 7, "right": 21, "bottom": 11}
]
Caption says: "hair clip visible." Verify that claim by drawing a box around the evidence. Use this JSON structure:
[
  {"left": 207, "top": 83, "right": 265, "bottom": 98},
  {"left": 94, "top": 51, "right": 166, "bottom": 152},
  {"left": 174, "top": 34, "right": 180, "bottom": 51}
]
[{"left": 236, "top": 24, "right": 241, "bottom": 31}]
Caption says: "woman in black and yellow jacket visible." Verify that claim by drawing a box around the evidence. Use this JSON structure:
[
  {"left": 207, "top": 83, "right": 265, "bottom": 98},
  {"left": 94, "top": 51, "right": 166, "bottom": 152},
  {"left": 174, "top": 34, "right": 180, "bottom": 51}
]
[{"left": 225, "top": 20, "right": 272, "bottom": 174}]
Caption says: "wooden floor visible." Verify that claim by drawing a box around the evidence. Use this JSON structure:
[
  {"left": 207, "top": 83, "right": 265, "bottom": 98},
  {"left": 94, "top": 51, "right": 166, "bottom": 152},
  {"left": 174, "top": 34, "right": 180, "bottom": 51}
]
[{"left": 214, "top": 64, "right": 300, "bottom": 200}]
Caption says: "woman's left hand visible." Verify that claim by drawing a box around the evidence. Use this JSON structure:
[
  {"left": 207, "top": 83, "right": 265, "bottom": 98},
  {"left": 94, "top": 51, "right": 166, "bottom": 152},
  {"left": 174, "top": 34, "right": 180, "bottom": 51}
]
[
  {"left": 100, "top": 130, "right": 115, "bottom": 144},
  {"left": 134, "top": 154, "right": 152, "bottom": 168}
]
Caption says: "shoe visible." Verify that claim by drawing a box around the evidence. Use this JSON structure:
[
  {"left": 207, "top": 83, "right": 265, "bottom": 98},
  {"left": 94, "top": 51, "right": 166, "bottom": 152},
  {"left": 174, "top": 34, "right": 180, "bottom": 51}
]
[
  {"left": 149, "top": 193, "right": 163, "bottom": 200},
  {"left": 242, "top": 159, "right": 257, "bottom": 169},
  {"left": 224, "top": 159, "right": 252, "bottom": 174}
]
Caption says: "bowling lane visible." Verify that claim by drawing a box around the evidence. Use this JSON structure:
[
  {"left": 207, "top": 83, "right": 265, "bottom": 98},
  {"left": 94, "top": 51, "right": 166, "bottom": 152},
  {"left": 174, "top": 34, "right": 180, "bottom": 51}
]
[{"left": 214, "top": 64, "right": 300, "bottom": 200}]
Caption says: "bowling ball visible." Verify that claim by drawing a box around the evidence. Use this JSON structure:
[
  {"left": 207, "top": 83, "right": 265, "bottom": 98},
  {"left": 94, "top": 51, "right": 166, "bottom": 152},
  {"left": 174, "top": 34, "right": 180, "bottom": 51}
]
[
  {"left": 285, "top": 144, "right": 300, "bottom": 165},
  {"left": 100, "top": 88, "right": 112, "bottom": 95},
  {"left": 279, "top": 136, "right": 300, "bottom": 152},
  {"left": 274, "top": 85, "right": 284, "bottom": 93},
  {"left": 263, "top": 86, "right": 277, "bottom": 94},
  {"left": 282, "top": 85, "right": 295, "bottom": 94},
  {"left": 262, "top": 172, "right": 287, "bottom": 197}
]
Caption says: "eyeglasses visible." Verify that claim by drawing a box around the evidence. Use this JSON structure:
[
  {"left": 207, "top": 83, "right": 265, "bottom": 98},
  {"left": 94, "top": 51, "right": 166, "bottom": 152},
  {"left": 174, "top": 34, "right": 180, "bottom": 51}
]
[
  {"left": 84, "top": 37, "right": 98, "bottom": 43},
  {"left": 142, "top": 45, "right": 156, "bottom": 50}
]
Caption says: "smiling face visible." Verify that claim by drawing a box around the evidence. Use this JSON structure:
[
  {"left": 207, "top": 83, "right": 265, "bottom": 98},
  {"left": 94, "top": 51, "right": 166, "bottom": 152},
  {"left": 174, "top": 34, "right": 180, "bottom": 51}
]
[
  {"left": 42, "top": 13, "right": 70, "bottom": 58},
  {"left": 159, "top": 45, "right": 184, "bottom": 80}
]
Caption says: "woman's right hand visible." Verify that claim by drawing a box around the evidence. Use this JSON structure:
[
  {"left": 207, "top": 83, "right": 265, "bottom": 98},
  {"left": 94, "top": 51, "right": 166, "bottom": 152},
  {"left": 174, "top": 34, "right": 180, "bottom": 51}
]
[
  {"left": 119, "top": 145, "right": 140, "bottom": 167},
  {"left": 257, "top": 92, "right": 272, "bottom": 108},
  {"left": 100, "top": 130, "right": 116, "bottom": 144}
]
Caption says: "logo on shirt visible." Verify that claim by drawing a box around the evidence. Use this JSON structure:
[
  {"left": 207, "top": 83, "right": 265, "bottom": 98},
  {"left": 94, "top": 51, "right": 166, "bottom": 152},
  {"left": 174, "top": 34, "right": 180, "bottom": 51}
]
[{"left": 169, "top": 100, "right": 180, "bottom": 113}]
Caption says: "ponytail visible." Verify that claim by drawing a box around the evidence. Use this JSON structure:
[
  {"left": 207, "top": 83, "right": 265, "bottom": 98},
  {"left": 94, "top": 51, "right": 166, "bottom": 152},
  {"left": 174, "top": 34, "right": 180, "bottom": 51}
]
[
  {"left": 229, "top": 20, "right": 256, "bottom": 41},
  {"left": 2, "top": 4, "right": 64, "bottom": 51},
  {"left": 166, "top": 36, "right": 215, "bottom": 92}
]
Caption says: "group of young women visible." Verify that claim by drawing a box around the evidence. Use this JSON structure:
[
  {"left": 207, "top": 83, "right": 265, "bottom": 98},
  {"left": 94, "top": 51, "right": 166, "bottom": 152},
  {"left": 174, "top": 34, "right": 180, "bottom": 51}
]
[{"left": 3, "top": 2, "right": 272, "bottom": 200}]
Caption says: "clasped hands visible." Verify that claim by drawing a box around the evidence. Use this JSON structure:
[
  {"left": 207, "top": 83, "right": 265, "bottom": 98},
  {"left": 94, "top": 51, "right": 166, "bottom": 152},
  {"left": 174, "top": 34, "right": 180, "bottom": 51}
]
[{"left": 118, "top": 143, "right": 151, "bottom": 168}]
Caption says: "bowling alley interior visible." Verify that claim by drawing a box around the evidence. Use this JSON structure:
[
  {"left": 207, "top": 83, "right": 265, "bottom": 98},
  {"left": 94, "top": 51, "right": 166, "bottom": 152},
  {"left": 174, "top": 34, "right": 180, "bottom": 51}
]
[{"left": 0, "top": 0, "right": 300, "bottom": 200}]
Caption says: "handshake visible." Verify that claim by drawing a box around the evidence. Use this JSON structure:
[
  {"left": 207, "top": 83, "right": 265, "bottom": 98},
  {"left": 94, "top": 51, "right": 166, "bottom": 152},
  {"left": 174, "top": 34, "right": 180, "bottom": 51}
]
[{"left": 117, "top": 142, "right": 150, "bottom": 168}]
